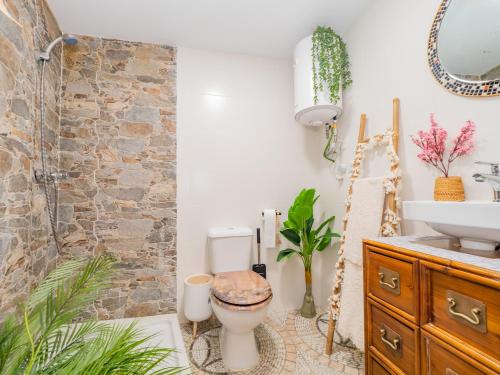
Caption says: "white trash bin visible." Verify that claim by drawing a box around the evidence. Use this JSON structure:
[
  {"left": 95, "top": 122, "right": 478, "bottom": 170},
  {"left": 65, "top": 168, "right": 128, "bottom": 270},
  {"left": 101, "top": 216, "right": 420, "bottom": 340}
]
[{"left": 184, "top": 274, "right": 213, "bottom": 337}]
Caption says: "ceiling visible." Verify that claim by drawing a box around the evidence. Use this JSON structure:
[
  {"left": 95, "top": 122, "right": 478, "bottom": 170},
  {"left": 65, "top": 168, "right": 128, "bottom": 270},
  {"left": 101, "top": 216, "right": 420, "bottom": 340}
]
[{"left": 47, "top": 0, "right": 369, "bottom": 59}]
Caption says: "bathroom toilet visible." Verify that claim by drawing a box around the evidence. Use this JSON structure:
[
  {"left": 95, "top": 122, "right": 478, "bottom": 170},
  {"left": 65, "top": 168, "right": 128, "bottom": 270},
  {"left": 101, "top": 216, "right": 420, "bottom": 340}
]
[{"left": 208, "top": 227, "right": 273, "bottom": 370}]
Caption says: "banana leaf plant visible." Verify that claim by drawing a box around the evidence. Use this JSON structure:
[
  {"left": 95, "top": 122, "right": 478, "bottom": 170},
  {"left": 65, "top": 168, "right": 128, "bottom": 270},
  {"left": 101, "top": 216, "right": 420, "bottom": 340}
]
[{"left": 277, "top": 188, "right": 340, "bottom": 318}]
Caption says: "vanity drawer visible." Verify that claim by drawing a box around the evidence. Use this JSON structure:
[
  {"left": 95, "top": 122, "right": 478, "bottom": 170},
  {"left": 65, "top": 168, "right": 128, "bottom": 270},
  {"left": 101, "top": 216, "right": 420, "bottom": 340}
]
[
  {"left": 368, "top": 352, "right": 394, "bottom": 375},
  {"left": 366, "top": 246, "right": 419, "bottom": 322},
  {"left": 367, "top": 300, "right": 419, "bottom": 374},
  {"left": 421, "top": 331, "right": 497, "bottom": 375},
  {"left": 420, "top": 261, "right": 500, "bottom": 369}
]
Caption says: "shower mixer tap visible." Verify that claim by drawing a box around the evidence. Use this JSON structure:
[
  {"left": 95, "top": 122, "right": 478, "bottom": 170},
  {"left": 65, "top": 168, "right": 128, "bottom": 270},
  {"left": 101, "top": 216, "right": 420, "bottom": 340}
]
[{"left": 34, "top": 169, "right": 69, "bottom": 184}]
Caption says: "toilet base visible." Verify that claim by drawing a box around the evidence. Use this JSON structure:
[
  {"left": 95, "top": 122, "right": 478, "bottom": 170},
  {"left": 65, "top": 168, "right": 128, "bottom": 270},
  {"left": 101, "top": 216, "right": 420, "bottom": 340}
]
[{"left": 219, "top": 326, "right": 259, "bottom": 370}]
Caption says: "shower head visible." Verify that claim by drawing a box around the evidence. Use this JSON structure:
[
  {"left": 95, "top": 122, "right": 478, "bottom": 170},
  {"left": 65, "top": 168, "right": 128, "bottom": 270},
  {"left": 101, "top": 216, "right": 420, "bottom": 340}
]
[
  {"left": 63, "top": 34, "right": 78, "bottom": 46},
  {"left": 38, "top": 34, "right": 78, "bottom": 61}
]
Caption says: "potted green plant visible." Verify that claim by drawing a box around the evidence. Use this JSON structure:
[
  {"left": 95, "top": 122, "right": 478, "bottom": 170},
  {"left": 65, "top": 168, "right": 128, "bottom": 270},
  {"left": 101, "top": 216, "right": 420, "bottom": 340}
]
[
  {"left": 277, "top": 188, "right": 339, "bottom": 318},
  {"left": 0, "top": 255, "right": 184, "bottom": 375}
]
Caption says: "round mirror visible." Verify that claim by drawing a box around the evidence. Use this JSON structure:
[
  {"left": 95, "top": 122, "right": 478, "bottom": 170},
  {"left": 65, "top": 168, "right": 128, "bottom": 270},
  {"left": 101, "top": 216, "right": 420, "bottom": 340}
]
[{"left": 428, "top": 0, "right": 500, "bottom": 96}]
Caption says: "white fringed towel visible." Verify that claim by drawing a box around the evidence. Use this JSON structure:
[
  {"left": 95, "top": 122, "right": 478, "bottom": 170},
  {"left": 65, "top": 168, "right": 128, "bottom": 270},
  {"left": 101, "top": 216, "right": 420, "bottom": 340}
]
[{"left": 336, "top": 177, "right": 386, "bottom": 349}]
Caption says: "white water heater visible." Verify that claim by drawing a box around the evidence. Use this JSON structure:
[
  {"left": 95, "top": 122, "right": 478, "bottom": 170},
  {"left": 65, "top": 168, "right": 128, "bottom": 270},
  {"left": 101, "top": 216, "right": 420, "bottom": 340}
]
[{"left": 294, "top": 35, "right": 343, "bottom": 127}]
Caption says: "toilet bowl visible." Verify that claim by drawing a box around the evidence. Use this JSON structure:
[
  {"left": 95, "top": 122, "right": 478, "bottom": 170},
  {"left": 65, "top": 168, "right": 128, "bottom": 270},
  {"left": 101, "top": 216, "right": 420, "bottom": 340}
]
[{"left": 210, "top": 270, "right": 272, "bottom": 370}]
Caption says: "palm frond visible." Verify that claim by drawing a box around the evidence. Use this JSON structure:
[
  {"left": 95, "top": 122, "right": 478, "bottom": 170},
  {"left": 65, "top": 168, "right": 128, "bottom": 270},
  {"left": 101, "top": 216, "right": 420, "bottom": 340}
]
[
  {"left": 18, "top": 255, "right": 116, "bottom": 374},
  {"left": 27, "top": 258, "right": 86, "bottom": 309},
  {"left": 0, "top": 254, "right": 183, "bottom": 375},
  {"left": 60, "top": 323, "right": 183, "bottom": 375},
  {"left": 0, "top": 316, "right": 18, "bottom": 372},
  {"left": 35, "top": 320, "right": 103, "bottom": 372}
]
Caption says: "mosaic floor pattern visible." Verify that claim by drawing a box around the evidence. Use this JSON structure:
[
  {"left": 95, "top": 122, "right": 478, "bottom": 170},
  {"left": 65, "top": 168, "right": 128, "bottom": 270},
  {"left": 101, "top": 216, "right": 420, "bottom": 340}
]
[{"left": 181, "top": 309, "right": 364, "bottom": 375}]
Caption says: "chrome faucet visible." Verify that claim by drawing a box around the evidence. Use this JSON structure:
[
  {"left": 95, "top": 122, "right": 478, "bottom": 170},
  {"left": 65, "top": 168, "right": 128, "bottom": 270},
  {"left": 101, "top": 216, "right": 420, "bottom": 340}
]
[
  {"left": 473, "top": 161, "right": 500, "bottom": 202},
  {"left": 34, "top": 169, "right": 69, "bottom": 184}
]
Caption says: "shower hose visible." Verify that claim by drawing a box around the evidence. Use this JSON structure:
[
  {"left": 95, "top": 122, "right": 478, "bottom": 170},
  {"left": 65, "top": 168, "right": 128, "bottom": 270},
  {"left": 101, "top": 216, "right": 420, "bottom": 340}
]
[{"left": 39, "top": 60, "right": 61, "bottom": 254}]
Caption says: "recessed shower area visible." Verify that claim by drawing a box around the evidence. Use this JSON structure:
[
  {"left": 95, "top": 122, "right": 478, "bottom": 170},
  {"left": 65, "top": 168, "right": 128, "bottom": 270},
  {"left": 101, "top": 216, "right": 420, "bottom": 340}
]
[
  {"left": 1, "top": 1, "right": 181, "bottom": 371},
  {"left": 1, "top": 6, "right": 177, "bottom": 320}
]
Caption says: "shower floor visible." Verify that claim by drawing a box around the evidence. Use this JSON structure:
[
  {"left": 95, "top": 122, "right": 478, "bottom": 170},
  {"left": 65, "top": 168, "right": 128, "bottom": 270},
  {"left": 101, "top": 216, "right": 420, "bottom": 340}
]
[
  {"left": 180, "top": 309, "right": 364, "bottom": 375},
  {"left": 105, "top": 314, "right": 190, "bottom": 371}
]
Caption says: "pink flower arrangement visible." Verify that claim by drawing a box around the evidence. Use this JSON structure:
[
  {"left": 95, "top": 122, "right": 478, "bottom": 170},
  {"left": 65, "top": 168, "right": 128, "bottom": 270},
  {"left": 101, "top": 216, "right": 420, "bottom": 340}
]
[{"left": 411, "top": 114, "right": 475, "bottom": 177}]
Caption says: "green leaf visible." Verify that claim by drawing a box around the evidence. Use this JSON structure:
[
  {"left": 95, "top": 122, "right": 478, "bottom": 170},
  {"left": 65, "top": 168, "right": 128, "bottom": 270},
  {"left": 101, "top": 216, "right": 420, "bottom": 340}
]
[
  {"left": 313, "top": 195, "right": 320, "bottom": 205},
  {"left": 286, "top": 210, "right": 302, "bottom": 230},
  {"left": 280, "top": 228, "right": 300, "bottom": 246},
  {"left": 299, "top": 188, "right": 316, "bottom": 207},
  {"left": 294, "top": 205, "right": 313, "bottom": 220},
  {"left": 316, "top": 228, "right": 340, "bottom": 251},
  {"left": 291, "top": 188, "right": 315, "bottom": 209},
  {"left": 305, "top": 217, "right": 314, "bottom": 234},
  {"left": 316, "top": 215, "right": 335, "bottom": 234},
  {"left": 316, "top": 236, "right": 333, "bottom": 251},
  {"left": 288, "top": 204, "right": 312, "bottom": 230},
  {"left": 276, "top": 249, "right": 299, "bottom": 262},
  {"left": 302, "top": 229, "right": 316, "bottom": 257}
]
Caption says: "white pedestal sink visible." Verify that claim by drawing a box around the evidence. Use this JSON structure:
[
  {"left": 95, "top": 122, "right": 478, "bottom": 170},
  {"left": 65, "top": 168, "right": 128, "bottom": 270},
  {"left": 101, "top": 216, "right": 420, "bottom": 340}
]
[{"left": 403, "top": 201, "right": 500, "bottom": 251}]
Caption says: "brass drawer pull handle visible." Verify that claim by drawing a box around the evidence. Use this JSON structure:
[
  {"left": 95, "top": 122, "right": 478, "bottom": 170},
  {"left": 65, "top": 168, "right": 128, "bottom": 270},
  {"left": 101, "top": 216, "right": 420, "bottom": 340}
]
[
  {"left": 378, "top": 272, "right": 398, "bottom": 289},
  {"left": 447, "top": 297, "right": 481, "bottom": 326},
  {"left": 380, "top": 328, "right": 400, "bottom": 351},
  {"left": 446, "top": 369, "right": 459, "bottom": 375}
]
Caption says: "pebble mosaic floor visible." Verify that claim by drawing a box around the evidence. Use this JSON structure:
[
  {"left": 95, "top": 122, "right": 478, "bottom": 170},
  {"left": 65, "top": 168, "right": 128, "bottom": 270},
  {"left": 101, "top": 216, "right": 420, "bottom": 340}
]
[{"left": 180, "top": 309, "right": 364, "bottom": 375}]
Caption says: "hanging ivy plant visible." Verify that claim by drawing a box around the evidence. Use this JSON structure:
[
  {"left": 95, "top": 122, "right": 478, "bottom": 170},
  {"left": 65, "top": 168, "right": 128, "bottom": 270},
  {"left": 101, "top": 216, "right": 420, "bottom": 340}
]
[{"left": 312, "top": 26, "right": 352, "bottom": 105}]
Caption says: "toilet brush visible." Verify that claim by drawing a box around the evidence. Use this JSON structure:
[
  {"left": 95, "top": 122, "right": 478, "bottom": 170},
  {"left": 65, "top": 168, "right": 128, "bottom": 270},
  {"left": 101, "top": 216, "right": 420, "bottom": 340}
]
[{"left": 252, "top": 228, "right": 266, "bottom": 279}]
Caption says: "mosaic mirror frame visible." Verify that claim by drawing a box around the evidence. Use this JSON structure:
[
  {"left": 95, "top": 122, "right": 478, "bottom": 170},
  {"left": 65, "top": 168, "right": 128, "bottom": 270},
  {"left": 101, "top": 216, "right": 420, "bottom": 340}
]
[{"left": 428, "top": 0, "right": 500, "bottom": 97}]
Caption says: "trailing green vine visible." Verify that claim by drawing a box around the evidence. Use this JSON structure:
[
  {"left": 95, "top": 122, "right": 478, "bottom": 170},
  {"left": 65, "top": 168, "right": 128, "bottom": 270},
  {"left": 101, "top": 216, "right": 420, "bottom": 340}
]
[{"left": 312, "top": 26, "right": 352, "bottom": 105}]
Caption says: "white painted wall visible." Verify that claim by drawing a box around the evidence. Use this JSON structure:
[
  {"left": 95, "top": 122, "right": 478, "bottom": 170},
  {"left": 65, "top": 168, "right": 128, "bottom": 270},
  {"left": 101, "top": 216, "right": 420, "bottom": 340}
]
[
  {"left": 176, "top": 48, "right": 337, "bottom": 318},
  {"left": 321, "top": 0, "right": 500, "bottom": 238}
]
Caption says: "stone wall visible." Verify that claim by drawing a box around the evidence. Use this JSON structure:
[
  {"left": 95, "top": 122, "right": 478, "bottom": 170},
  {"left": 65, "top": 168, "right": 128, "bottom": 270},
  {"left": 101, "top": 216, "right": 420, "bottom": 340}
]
[
  {"left": 0, "top": 0, "right": 61, "bottom": 313},
  {"left": 59, "top": 36, "right": 177, "bottom": 319}
]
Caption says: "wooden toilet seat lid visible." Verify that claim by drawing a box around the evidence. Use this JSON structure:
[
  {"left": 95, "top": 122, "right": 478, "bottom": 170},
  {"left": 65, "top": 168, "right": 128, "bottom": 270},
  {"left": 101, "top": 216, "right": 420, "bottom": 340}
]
[{"left": 212, "top": 270, "right": 272, "bottom": 306}]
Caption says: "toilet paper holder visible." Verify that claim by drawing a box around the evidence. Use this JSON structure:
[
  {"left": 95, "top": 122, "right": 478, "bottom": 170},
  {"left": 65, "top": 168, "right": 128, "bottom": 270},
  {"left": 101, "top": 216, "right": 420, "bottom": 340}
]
[{"left": 261, "top": 210, "right": 281, "bottom": 216}]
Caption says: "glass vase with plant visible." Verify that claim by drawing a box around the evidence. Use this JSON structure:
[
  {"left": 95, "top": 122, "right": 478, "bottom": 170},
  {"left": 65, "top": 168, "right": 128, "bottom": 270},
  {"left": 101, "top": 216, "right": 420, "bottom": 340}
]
[
  {"left": 277, "top": 188, "right": 339, "bottom": 318},
  {"left": 411, "top": 114, "right": 475, "bottom": 201}
]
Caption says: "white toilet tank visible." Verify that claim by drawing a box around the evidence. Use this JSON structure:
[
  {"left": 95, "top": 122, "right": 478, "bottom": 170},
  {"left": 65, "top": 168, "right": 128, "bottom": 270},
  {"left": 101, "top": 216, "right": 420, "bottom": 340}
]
[{"left": 208, "top": 226, "right": 253, "bottom": 274}]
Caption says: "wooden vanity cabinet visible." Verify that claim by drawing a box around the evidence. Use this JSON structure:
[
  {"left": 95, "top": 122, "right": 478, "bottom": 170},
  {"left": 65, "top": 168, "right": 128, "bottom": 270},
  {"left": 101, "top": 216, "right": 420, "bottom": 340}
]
[
  {"left": 363, "top": 240, "right": 500, "bottom": 374},
  {"left": 368, "top": 352, "right": 396, "bottom": 375},
  {"left": 420, "top": 330, "right": 497, "bottom": 375}
]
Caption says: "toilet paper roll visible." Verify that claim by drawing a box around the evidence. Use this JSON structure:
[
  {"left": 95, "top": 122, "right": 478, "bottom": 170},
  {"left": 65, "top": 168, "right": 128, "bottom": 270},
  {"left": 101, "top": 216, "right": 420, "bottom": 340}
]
[
  {"left": 262, "top": 209, "right": 276, "bottom": 249},
  {"left": 275, "top": 213, "right": 282, "bottom": 246}
]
